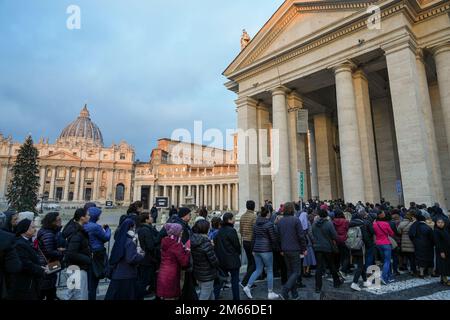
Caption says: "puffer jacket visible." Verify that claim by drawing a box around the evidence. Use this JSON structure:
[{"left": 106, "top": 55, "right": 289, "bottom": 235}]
[
  {"left": 190, "top": 233, "right": 218, "bottom": 282},
  {"left": 397, "top": 220, "right": 415, "bottom": 253},
  {"left": 36, "top": 227, "right": 64, "bottom": 290},
  {"left": 333, "top": 218, "right": 349, "bottom": 244},
  {"left": 84, "top": 210, "right": 111, "bottom": 252},
  {"left": 252, "top": 216, "right": 278, "bottom": 253},
  {"left": 157, "top": 236, "right": 190, "bottom": 299}
]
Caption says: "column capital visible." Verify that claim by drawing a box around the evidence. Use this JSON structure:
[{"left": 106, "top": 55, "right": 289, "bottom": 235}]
[
  {"left": 381, "top": 35, "right": 418, "bottom": 56},
  {"left": 332, "top": 60, "right": 357, "bottom": 75},
  {"left": 352, "top": 69, "right": 368, "bottom": 81},
  {"left": 271, "top": 85, "right": 291, "bottom": 97},
  {"left": 235, "top": 96, "right": 258, "bottom": 109},
  {"left": 288, "top": 91, "right": 304, "bottom": 112},
  {"left": 432, "top": 42, "right": 450, "bottom": 57}
]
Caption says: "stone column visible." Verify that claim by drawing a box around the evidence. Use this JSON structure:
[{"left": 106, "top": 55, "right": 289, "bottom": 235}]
[
  {"left": 287, "top": 92, "right": 310, "bottom": 201},
  {"left": 416, "top": 50, "right": 445, "bottom": 206},
  {"left": 38, "top": 167, "right": 46, "bottom": 196},
  {"left": 211, "top": 185, "right": 215, "bottom": 210},
  {"left": 219, "top": 184, "right": 224, "bottom": 210},
  {"left": 384, "top": 40, "right": 443, "bottom": 206},
  {"left": 271, "top": 86, "right": 292, "bottom": 208},
  {"left": 179, "top": 185, "right": 184, "bottom": 206},
  {"left": 49, "top": 167, "right": 56, "bottom": 200},
  {"left": 256, "top": 104, "right": 272, "bottom": 206},
  {"left": 73, "top": 168, "right": 80, "bottom": 201},
  {"left": 236, "top": 97, "right": 260, "bottom": 213},
  {"left": 227, "top": 184, "right": 231, "bottom": 211},
  {"left": 334, "top": 62, "right": 365, "bottom": 203},
  {"left": 234, "top": 184, "right": 239, "bottom": 211},
  {"left": 314, "top": 114, "right": 338, "bottom": 200},
  {"left": 0, "top": 165, "right": 9, "bottom": 201},
  {"left": 188, "top": 185, "right": 192, "bottom": 197},
  {"left": 93, "top": 169, "right": 99, "bottom": 201},
  {"left": 134, "top": 183, "right": 141, "bottom": 202},
  {"left": 353, "top": 70, "right": 381, "bottom": 203},
  {"left": 149, "top": 185, "right": 154, "bottom": 207},
  {"left": 203, "top": 184, "right": 208, "bottom": 207},
  {"left": 309, "top": 125, "right": 319, "bottom": 199},
  {"left": 163, "top": 185, "right": 168, "bottom": 197},
  {"left": 433, "top": 42, "right": 450, "bottom": 208},
  {"left": 171, "top": 185, "right": 176, "bottom": 207},
  {"left": 196, "top": 185, "right": 200, "bottom": 207},
  {"left": 78, "top": 168, "right": 85, "bottom": 201},
  {"left": 63, "top": 167, "right": 70, "bottom": 201}
]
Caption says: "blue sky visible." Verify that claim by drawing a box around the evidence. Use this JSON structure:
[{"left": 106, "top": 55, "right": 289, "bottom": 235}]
[{"left": 0, "top": 0, "right": 283, "bottom": 160}]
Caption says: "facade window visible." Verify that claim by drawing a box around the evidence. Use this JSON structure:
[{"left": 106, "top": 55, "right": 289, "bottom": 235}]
[
  {"left": 68, "top": 192, "right": 74, "bottom": 202},
  {"left": 120, "top": 153, "right": 126, "bottom": 160},
  {"left": 115, "top": 184, "right": 125, "bottom": 201},
  {"left": 49, "top": 151, "right": 54, "bottom": 155},
  {"left": 73, "top": 152, "right": 77, "bottom": 156}
]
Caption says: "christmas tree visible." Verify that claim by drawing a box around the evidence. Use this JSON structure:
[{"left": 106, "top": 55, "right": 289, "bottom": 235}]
[{"left": 6, "top": 135, "right": 40, "bottom": 213}]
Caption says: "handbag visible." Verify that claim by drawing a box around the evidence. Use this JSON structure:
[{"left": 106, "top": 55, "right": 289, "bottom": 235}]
[
  {"left": 375, "top": 222, "right": 398, "bottom": 250},
  {"left": 91, "top": 249, "right": 108, "bottom": 279},
  {"left": 36, "top": 245, "right": 62, "bottom": 275}
]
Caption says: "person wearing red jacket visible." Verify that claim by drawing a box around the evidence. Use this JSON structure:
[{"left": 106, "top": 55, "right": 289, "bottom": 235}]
[
  {"left": 156, "top": 223, "right": 191, "bottom": 300},
  {"left": 333, "top": 210, "right": 350, "bottom": 277}
]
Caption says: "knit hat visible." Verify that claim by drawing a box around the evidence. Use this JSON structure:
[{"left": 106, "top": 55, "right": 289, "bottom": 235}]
[
  {"left": 15, "top": 218, "right": 32, "bottom": 236},
  {"left": 178, "top": 207, "right": 191, "bottom": 218},
  {"left": 164, "top": 223, "right": 183, "bottom": 237},
  {"left": 88, "top": 207, "right": 102, "bottom": 222},
  {"left": 17, "top": 211, "right": 34, "bottom": 223},
  {"left": 320, "top": 204, "right": 329, "bottom": 211}
]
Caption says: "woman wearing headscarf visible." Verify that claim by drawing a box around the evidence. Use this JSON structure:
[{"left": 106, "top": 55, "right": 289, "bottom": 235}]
[
  {"left": 409, "top": 213, "right": 435, "bottom": 278},
  {"left": 105, "top": 219, "right": 144, "bottom": 300},
  {"left": 36, "top": 212, "right": 64, "bottom": 300},
  {"left": 8, "top": 219, "right": 47, "bottom": 300},
  {"left": 433, "top": 218, "right": 450, "bottom": 286},
  {"left": 157, "top": 223, "right": 191, "bottom": 300}
]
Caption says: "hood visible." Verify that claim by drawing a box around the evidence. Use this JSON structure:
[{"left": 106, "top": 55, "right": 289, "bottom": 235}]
[
  {"left": 190, "top": 233, "right": 209, "bottom": 248},
  {"left": 88, "top": 207, "right": 102, "bottom": 222},
  {"left": 315, "top": 218, "right": 328, "bottom": 227},
  {"left": 161, "top": 235, "right": 180, "bottom": 251}
]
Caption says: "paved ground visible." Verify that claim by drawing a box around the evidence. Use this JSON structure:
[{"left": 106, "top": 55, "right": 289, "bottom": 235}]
[{"left": 56, "top": 269, "right": 450, "bottom": 301}]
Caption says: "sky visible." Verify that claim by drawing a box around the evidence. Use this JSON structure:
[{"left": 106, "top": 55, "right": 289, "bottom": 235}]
[{"left": 0, "top": 0, "right": 283, "bottom": 161}]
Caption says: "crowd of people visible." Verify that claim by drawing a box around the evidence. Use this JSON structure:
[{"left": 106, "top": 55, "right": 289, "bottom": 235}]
[{"left": 0, "top": 198, "right": 449, "bottom": 301}]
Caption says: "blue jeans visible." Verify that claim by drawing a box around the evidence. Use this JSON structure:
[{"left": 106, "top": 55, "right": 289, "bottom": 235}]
[
  {"left": 377, "top": 244, "right": 392, "bottom": 282},
  {"left": 247, "top": 252, "right": 274, "bottom": 291},
  {"left": 365, "top": 246, "right": 375, "bottom": 272}
]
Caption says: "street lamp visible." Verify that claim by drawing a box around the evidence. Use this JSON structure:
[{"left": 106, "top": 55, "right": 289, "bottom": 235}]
[{"left": 39, "top": 194, "right": 48, "bottom": 214}]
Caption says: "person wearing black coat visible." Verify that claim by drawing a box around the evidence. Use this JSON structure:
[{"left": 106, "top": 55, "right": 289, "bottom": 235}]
[
  {"left": 409, "top": 215, "right": 435, "bottom": 278},
  {"left": 150, "top": 204, "right": 159, "bottom": 223},
  {"left": 1, "top": 210, "right": 18, "bottom": 234},
  {"left": 0, "top": 229, "right": 22, "bottom": 300},
  {"left": 65, "top": 210, "right": 91, "bottom": 300},
  {"left": 160, "top": 210, "right": 192, "bottom": 245},
  {"left": 8, "top": 219, "right": 46, "bottom": 300},
  {"left": 433, "top": 219, "right": 450, "bottom": 286},
  {"left": 191, "top": 220, "right": 219, "bottom": 300},
  {"left": 137, "top": 213, "right": 161, "bottom": 298},
  {"left": 36, "top": 212, "right": 64, "bottom": 300},
  {"left": 214, "top": 213, "right": 241, "bottom": 301}
]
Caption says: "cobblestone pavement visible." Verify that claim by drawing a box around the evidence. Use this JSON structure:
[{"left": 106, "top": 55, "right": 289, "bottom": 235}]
[{"left": 57, "top": 270, "right": 450, "bottom": 301}]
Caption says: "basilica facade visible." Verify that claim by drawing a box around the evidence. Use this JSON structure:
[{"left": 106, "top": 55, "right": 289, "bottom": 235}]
[{"left": 0, "top": 106, "right": 238, "bottom": 210}]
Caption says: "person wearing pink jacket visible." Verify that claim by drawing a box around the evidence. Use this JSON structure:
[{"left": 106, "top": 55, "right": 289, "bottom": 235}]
[{"left": 373, "top": 211, "right": 395, "bottom": 284}]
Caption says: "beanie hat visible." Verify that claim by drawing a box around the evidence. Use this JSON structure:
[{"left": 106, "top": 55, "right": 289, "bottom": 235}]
[
  {"left": 88, "top": 207, "right": 102, "bottom": 221},
  {"left": 84, "top": 202, "right": 97, "bottom": 212},
  {"left": 16, "top": 218, "right": 32, "bottom": 236},
  {"left": 178, "top": 207, "right": 191, "bottom": 218},
  {"left": 165, "top": 223, "right": 183, "bottom": 237}
]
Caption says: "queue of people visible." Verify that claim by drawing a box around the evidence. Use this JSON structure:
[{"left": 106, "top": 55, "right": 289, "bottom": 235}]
[{"left": 1, "top": 198, "right": 450, "bottom": 301}]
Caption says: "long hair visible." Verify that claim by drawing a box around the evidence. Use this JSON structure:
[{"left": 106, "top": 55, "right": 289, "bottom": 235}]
[
  {"left": 127, "top": 201, "right": 143, "bottom": 214},
  {"left": 41, "top": 212, "right": 60, "bottom": 230}
]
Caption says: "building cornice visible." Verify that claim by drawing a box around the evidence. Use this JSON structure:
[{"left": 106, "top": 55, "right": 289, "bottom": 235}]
[{"left": 226, "top": 0, "right": 450, "bottom": 85}]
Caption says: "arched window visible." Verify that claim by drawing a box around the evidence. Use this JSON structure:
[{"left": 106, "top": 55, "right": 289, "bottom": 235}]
[{"left": 115, "top": 184, "right": 125, "bottom": 202}]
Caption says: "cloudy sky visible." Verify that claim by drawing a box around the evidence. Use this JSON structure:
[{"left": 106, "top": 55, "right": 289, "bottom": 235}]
[{"left": 0, "top": 0, "right": 283, "bottom": 160}]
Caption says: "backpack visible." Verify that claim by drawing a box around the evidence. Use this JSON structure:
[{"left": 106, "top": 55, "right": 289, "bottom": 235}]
[{"left": 345, "top": 226, "right": 364, "bottom": 250}]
